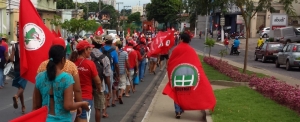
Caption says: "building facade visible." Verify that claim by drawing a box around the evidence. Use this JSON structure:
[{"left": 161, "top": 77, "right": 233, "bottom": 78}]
[
  {"left": 0, "top": 0, "right": 7, "bottom": 38},
  {"left": 7, "top": 0, "right": 57, "bottom": 41},
  {"left": 57, "top": 9, "right": 84, "bottom": 37},
  {"left": 102, "top": 0, "right": 116, "bottom": 8},
  {"left": 132, "top": 5, "right": 143, "bottom": 16}
]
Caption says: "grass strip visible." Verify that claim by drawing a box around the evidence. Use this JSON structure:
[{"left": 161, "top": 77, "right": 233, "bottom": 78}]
[
  {"left": 198, "top": 56, "right": 232, "bottom": 81},
  {"left": 212, "top": 86, "right": 300, "bottom": 122}
]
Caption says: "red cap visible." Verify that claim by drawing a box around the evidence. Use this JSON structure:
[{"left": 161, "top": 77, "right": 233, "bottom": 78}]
[
  {"left": 140, "top": 38, "right": 146, "bottom": 43},
  {"left": 76, "top": 40, "right": 94, "bottom": 51},
  {"left": 53, "top": 37, "right": 66, "bottom": 48},
  {"left": 128, "top": 40, "right": 137, "bottom": 47}
]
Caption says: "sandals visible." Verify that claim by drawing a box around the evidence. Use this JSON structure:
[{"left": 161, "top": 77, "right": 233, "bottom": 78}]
[
  {"left": 22, "top": 106, "right": 25, "bottom": 114},
  {"left": 13, "top": 96, "right": 18, "bottom": 109},
  {"left": 102, "top": 113, "right": 109, "bottom": 118},
  {"left": 118, "top": 97, "right": 123, "bottom": 104}
]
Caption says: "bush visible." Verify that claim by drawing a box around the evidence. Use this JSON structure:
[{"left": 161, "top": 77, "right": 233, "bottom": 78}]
[{"left": 203, "top": 56, "right": 300, "bottom": 113}]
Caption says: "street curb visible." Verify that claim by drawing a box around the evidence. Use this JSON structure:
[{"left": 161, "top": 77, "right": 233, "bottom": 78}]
[{"left": 210, "top": 80, "right": 248, "bottom": 87}]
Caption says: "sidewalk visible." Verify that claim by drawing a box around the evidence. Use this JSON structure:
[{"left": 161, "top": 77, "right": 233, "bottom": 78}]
[{"left": 141, "top": 75, "right": 230, "bottom": 122}]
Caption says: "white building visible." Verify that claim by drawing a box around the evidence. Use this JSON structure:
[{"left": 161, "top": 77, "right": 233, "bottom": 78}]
[
  {"left": 132, "top": 5, "right": 143, "bottom": 16},
  {"left": 101, "top": 0, "right": 116, "bottom": 8}
]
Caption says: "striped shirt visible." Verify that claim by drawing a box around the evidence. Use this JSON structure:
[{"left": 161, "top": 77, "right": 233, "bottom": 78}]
[{"left": 118, "top": 50, "right": 128, "bottom": 75}]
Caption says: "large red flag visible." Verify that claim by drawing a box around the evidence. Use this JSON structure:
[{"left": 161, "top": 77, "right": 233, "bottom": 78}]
[
  {"left": 94, "top": 26, "right": 104, "bottom": 36},
  {"left": 163, "top": 43, "right": 216, "bottom": 110},
  {"left": 19, "top": 0, "right": 55, "bottom": 83},
  {"left": 52, "top": 29, "right": 58, "bottom": 37},
  {"left": 57, "top": 30, "right": 62, "bottom": 37},
  {"left": 10, "top": 106, "right": 48, "bottom": 122}
]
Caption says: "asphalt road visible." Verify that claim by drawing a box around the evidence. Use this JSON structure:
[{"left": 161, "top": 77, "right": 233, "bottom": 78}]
[
  {"left": 0, "top": 67, "right": 166, "bottom": 122},
  {"left": 190, "top": 38, "right": 300, "bottom": 80}
]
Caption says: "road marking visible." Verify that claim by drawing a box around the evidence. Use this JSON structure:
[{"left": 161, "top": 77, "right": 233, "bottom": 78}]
[{"left": 0, "top": 97, "right": 32, "bottom": 111}]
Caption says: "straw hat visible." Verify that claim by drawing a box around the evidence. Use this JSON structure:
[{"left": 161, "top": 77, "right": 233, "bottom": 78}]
[{"left": 91, "top": 35, "right": 104, "bottom": 44}]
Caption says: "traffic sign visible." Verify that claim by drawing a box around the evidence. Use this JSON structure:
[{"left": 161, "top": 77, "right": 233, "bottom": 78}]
[{"left": 220, "top": 17, "right": 225, "bottom": 26}]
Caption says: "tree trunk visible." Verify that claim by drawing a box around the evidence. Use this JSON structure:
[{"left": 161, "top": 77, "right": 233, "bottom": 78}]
[
  {"left": 209, "top": 47, "right": 211, "bottom": 57},
  {"left": 243, "top": 22, "right": 251, "bottom": 73}
]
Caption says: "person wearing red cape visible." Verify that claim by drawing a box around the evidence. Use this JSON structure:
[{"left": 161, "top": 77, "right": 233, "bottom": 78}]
[{"left": 162, "top": 33, "right": 216, "bottom": 119}]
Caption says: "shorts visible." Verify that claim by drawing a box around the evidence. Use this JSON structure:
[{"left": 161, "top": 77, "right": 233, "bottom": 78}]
[
  {"left": 93, "top": 91, "right": 105, "bottom": 110},
  {"left": 150, "top": 57, "right": 157, "bottom": 62},
  {"left": 78, "top": 99, "right": 93, "bottom": 119},
  {"left": 118, "top": 74, "right": 127, "bottom": 90},
  {"left": 129, "top": 69, "right": 135, "bottom": 84},
  {"left": 12, "top": 71, "right": 27, "bottom": 89},
  {"left": 160, "top": 54, "right": 169, "bottom": 61}
]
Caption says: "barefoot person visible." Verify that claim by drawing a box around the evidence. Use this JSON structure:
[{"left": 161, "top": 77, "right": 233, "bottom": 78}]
[{"left": 10, "top": 38, "right": 26, "bottom": 113}]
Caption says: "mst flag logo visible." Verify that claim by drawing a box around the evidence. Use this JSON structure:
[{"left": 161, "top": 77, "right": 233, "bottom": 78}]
[
  {"left": 23, "top": 23, "right": 46, "bottom": 51},
  {"left": 171, "top": 63, "right": 200, "bottom": 90}
]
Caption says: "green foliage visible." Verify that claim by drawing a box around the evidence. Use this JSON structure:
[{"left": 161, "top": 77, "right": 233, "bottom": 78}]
[
  {"left": 56, "top": 0, "right": 75, "bottom": 9},
  {"left": 145, "top": 0, "right": 181, "bottom": 23},
  {"left": 127, "top": 12, "right": 141, "bottom": 23},
  {"left": 219, "top": 49, "right": 228, "bottom": 60},
  {"left": 205, "top": 38, "right": 216, "bottom": 57},
  {"left": 120, "top": 9, "right": 132, "bottom": 16},
  {"left": 124, "top": 23, "right": 138, "bottom": 35},
  {"left": 47, "top": 15, "right": 62, "bottom": 27},
  {"left": 100, "top": 5, "right": 119, "bottom": 29},
  {"left": 60, "top": 18, "right": 100, "bottom": 35}
]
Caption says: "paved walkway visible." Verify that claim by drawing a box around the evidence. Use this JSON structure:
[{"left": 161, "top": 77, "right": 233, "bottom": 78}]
[{"left": 141, "top": 75, "right": 230, "bottom": 122}]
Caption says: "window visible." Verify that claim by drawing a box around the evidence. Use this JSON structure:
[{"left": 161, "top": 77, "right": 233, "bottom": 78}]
[
  {"left": 286, "top": 45, "right": 292, "bottom": 52},
  {"left": 261, "top": 43, "right": 267, "bottom": 50},
  {"left": 282, "top": 45, "right": 288, "bottom": 52}
]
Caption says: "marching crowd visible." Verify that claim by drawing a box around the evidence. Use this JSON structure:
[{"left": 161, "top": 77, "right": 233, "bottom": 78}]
[{"left": 4, "top": 30, "right": 179, "bottom": 122}]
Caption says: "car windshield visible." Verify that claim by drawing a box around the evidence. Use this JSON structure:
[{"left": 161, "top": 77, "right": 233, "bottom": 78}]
[
  {"left": 268, "top": 43, "right": 283, "bottom": 51},
  {"left": 107, "top": 31, "right": 116, "bottom": 34}
]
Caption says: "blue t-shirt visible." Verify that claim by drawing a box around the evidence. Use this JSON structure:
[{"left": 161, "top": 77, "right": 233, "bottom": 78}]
[
  {"left": 100, "top": 45, "right": 119, "bottom": 71},
  {"left": 0, "top": 46, "right": 6, "bottom": 59},
  {"left": 35, "top": 71, "right": 74, "bottom": 122},
  {"left": 233, "top": 39, "right": 240, "bottom": 48}
]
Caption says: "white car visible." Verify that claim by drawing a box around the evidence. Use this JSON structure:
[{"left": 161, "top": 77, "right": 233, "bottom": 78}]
[
  {"left": 260, "top": 27, "right": 270, "bottom": 38},
  {"left": 296, "top": 27, "right": 300, "bottom": 32}
]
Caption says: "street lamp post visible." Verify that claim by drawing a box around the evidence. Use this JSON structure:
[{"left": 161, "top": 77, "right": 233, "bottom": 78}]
[
  {"left": 122, "top": 6, "right": 131, "bottom": 33},
  {"left": 220, "top": 15, "right": 225, "bottom": 42},
  {"left": 116, "top": 2, "right": 123, "bottom": 35}
]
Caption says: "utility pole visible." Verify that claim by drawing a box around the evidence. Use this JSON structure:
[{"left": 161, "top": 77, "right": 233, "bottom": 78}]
[
  {"left": 116, "top": 2, "right": 123, "bottom": 35},
  {"left": 194, "top": 10, "right": 197, "bottom": 38},
  {"left": 8, "top": 0, "right": 11, "bottom": 40},
  {"left": 122, "top": 6, "right": 131, "bottom": 32},
  {"left": 99, "top": 0, "right": 101, "bottom": 12}
]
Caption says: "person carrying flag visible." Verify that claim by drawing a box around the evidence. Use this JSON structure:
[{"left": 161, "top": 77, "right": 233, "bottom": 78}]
[{"left": 163, "top": 32, "right": 216, "bottom": 119}]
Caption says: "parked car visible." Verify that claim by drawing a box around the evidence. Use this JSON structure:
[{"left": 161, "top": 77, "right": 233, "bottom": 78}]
[
  {"left": 273, "top": 26, "right": 300, "bottom": 43},
  {"left": 296, "top": 27, "right": 300, "bottom": 32},
  {"left": 275, "top": 43, "right": 300, "bottom": 70},
  {"left": 260, "top": 27, "right": 270, "bottom": 38},
  {"left": 254, "top": 42, "right": 283, "bottom": 62}
]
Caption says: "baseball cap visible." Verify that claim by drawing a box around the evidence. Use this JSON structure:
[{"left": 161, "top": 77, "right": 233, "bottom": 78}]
[
  {"left": 53, "top": 37, "right": 66, "bottom": 48},
  {"left": 105, "top": 35, "right": 113, "bottom": 41},
  {"left": 128, "top": 40, "right": 137, "bottom": 47},
  {"left": 76, "top": 40, "right": 94, "bottom": 51}
]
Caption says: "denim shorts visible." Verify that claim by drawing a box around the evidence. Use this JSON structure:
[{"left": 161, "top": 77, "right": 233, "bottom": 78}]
[{"left": 78, "top": 99, "right": 93, "bottom": 119}]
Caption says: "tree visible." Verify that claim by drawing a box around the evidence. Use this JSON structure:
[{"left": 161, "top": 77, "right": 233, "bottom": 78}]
[
  {"left": 145, "top": 0, "right": 181, "bottom": 29},
  {"left": 47, "top": 15, "right": 62, "bottom": 28},
  {"left": 120, "top": 9, "right": 132, "bottom": 16},
  {"left": 100, "top": 4, "right": 119, "bottom": 29},
  {"left": 56, "top": 0, "right": 75, "bottom": 9},
  {"left": 60, "top": 18, "right": 100, "bottom": 35},
  {"left": 204, "top": 38, "right": 216, "bottom": 57},
  {"left": 127, "top": 12, "right": 141, "bottom": 23}
]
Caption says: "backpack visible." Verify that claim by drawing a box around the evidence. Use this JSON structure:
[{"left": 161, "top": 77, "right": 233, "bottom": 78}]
[
  {"left": 139, "top": 45, "right": 146, "bottom": 56},
  {"left": 101, "top": 47, "right": 115, "bottom": 65},
  {"left": 90, "top": 52, "right": 106, "bottom": 89}
]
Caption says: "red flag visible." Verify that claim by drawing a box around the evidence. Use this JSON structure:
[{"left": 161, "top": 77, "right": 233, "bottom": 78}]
[
  {"left": 94, "top": 26, "right": 104, "bottom": 36},
  {"left": 10, "top": 106, "right": 48, "bottom": 122},
  {"left": 163, "top": 43, "right": 216, "bottom": 110},
  {"left": 57, "top": 30, "right": 62, "bottom": 37},
  {"left": 20, "top": 0, "right": 55, "bottom": 83},
  {"left": 52, "top": 29, "right": 57, "bottom": 37},
  {"left": 127, "top": 28, "right": 131, "bottom": 35}
]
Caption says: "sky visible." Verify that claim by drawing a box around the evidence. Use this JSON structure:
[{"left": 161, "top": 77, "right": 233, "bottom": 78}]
[{"left": 75, "top": 0, "right": 151, "bottom": 10}]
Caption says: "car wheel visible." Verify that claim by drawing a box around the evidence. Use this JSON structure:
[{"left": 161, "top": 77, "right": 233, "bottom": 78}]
[
  {"left": 275, "top": 59, "right": 280, "bottom": 68},
  {"left": 263, "top": 34, "right": 267, "bottom": 38},
  {"left": 254, "top": 53, "right": 258, "bottom": 61},
  {"left": 286, "top": 60, "right": 291, "bottom": 71},
  {"left": 262, "top": 55, "right": 266, "bottom": 63}
]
